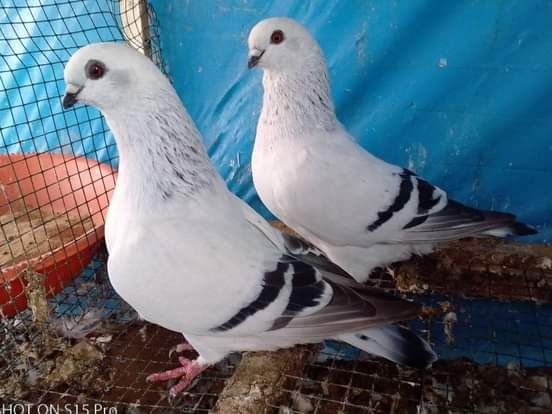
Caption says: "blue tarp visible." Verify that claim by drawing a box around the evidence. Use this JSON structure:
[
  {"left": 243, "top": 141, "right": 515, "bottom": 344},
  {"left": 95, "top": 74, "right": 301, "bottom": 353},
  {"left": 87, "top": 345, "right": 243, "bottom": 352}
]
[
  {"left": 150, "top": 0, "right": 552, "bottom": 243},
  {"left": 0, "top": 0, "right": 121, "bottom": 167},
  {"left": 1, "top": 1, "right": 550, "bottom": 241}
]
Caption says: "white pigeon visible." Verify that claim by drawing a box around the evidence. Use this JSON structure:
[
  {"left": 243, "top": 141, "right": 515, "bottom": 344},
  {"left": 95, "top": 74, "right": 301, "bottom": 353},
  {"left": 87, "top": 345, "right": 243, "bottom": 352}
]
[
  {"left": 63, "top": 43, "right": 436, "bottom": 397},
  {"left": 248, "top": 17, "right": 537, "bottom": 282}
]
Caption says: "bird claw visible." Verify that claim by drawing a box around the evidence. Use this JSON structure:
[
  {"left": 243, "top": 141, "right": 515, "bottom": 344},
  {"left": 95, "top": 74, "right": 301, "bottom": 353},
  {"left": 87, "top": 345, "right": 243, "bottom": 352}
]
[
  {"left": 147, "top": 356, "right": 207, "bottom": 398},
  {"left": 168, "top": 341, "right": 194, "bottom": 358}
]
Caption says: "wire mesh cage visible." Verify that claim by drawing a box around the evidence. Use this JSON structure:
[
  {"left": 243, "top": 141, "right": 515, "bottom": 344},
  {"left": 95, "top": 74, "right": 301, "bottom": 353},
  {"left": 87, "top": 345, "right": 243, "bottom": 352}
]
[{"left": 1, "top": 1, "right": 551, "bottom": 413}]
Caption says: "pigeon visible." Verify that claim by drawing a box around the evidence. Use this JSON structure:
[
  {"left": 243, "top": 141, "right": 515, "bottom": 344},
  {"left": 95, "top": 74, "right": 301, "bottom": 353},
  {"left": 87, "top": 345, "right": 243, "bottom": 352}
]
[
  {"left": 62, "top": 42, "right": 436, "bottom": 397},
  {"left": 247, "top": 17, "right": 537, "bottom": 282}
]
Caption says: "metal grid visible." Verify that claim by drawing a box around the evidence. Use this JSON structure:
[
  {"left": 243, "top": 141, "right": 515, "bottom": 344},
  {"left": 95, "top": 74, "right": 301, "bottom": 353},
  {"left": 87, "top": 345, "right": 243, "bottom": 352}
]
[{"left": 269, "top": 346, "right": 552, "bottom": 413}]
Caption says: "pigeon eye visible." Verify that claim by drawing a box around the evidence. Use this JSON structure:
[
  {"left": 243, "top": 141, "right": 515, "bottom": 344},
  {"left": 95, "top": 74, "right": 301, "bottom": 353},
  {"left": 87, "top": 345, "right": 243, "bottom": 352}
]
[
  {"left": 270, "top": 30, "right": 285, "bottom": 45},
  {"left": 85, "top": 61, "right": 106, "bottom": 80}
]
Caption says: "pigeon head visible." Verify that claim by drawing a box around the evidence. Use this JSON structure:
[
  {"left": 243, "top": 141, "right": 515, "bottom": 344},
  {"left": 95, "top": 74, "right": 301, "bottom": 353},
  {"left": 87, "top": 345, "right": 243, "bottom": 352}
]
[
  {"left": 249, "top": 18, "right": 336, "bottom": 132},
  {"left": 63, "top": 42, "right": 162, "bottom": 111},
  {"left": 63, "top": 42, "right": 217, "bottom": 199},
  {"left": 247, "top": 17, "right": 323, "bottom": 72}
]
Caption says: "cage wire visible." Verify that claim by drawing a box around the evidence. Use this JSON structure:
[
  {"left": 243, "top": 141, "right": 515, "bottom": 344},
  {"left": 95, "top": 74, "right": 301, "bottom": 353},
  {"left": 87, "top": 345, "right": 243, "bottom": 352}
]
[{"left": 1, "top": 1, "right": 552, "bottom": 413}]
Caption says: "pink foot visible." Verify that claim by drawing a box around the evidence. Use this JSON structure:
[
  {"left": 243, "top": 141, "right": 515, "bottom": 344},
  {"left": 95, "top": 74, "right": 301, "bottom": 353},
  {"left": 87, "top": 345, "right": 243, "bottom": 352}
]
[
  {"left": 169, "top": 342, "right": 195, "bottom": 358},
  {"left": 147, "top": 356, "right": 207, "bottom": 398}
]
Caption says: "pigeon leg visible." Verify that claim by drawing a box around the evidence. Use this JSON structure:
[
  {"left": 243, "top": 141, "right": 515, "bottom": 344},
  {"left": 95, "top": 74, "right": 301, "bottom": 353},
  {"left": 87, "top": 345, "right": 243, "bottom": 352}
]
[
  {"left": 176, "top": 342, "right": 194, "bottom": 352},
  {"left": 168, "top": 341, "right": 195, "bottom": 358},
  {"left": 147, "top": 356, "right": 208, "bottom": 397},
  {"left": 168, "top": 359, "right": 208, "bottom": 398}
]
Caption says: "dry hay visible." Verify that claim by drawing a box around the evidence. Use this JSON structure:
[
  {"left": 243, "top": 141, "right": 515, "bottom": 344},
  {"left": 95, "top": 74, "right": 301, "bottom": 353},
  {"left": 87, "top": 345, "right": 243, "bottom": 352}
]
[{"left": 1, "top": 205, "right": 94, "bottom": 267}]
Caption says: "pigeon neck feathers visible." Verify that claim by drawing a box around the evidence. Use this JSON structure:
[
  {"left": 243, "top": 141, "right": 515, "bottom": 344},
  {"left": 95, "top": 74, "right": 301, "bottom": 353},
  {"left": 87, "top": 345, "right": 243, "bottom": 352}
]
[
  {"left": 260, "top": 62, "right": 338, "bottom": 138},
  {"left": 104, "top": 82, "right": 218, "bottom": 206}
]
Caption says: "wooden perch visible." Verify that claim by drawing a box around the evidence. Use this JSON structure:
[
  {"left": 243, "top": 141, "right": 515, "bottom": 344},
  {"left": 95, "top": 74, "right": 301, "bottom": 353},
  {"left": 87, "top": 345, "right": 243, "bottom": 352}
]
[
  {"left": 388, "top": 238, "right": 552, "bottom": 303},
  {"left": 212, "top": 347, "right": 312, "bottom": 414},
  {"left": 272, "top": 220, "right": 552, "bottom": 303},
  {"left": 119, "top": 0, "right": 151, "bottom": 57}
]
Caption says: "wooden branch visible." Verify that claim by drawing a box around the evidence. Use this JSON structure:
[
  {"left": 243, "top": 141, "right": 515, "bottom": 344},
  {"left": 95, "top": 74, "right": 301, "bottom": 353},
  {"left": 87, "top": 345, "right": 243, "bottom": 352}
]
[
  {"left": 119, "top": 0, "right": 151, "bottom": 57},
  {"left": 212, "top": 347, "right": 312, "bottom": 414},
  {"left": 388, "top": 239, "right": 552, "bottom": 303}
]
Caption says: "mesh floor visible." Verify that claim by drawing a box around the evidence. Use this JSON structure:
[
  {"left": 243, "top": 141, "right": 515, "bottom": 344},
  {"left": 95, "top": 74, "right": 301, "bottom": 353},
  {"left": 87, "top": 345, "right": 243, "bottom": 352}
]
[
  {"left": 270, "top": 349, "right": 552, "bottom": 413},
  {"left": 6, "top": 324, "right": 236, "bottom": 413},
  {"left": 2, "top": 248, "right": 551, "bottom": 412}
]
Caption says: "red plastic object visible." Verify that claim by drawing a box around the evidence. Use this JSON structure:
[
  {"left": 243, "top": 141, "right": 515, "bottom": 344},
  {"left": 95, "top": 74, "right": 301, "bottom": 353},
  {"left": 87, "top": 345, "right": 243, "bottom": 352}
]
[{"left": 0, "top": 153, "right": 116, "bottom": 317}]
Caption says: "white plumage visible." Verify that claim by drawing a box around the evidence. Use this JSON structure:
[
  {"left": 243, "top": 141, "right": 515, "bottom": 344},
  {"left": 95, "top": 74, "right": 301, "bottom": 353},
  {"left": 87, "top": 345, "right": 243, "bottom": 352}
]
[
  {"left": 248, "top": 17, "right": 536, "bottom": 282},
  {"left": 63, "top": 42, "right": 436, "bottom": 397}
]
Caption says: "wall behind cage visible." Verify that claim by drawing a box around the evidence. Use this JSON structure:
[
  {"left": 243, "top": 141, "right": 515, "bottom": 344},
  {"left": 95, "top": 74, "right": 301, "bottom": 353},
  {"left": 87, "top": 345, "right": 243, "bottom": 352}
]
[
  {"left": 150, "top": 0, "right": 552, "bottom": 243},
  {"left": 1, "top": 1, "right": 550, "bottom": 242}
]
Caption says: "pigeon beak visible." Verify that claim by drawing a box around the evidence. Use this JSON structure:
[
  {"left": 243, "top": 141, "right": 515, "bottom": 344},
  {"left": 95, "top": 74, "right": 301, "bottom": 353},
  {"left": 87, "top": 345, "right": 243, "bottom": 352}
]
[
  {"left": 247, "top": 50, "right": 265, "bottom": 69},
  {"left": 62, "top": 84, "right": 83, "bottom": 109}
]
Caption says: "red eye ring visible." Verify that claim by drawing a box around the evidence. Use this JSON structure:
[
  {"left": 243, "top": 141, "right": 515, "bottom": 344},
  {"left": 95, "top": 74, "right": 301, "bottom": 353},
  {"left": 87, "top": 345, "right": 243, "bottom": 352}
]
[
  {"left": 85, "top": 60, "right": 106, "bottom": 80},
  {"left": 270, "top": 30, "right": 285, "bottom": 44}
]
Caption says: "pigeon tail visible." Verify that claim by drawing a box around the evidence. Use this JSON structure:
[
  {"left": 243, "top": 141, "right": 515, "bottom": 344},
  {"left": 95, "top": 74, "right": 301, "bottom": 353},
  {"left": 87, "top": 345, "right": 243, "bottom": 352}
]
[
  {"left": 401, "top": 199, "right": 538, "bottom": 243},
  {"left": 481, "top": 220, "right": 537, "bottom": 238},
  {"left": 442, "top": 200, "right": 538, "bottom": 238},
  {"left": 339, "top": 325, "right": 437, "bottom": 369}
]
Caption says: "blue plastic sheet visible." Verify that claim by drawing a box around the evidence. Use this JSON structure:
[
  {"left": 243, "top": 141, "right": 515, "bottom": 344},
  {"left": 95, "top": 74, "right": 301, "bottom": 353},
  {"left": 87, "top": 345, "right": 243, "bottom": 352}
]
[
  {"left": 1, "top": 1, "right": 550, "bottom": 240},
  {"left": 149, "top": 0, "right": 552, "bottom": 242},
  {"left": 0, "top": 0, "right": 121, "bottom": 168}
]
